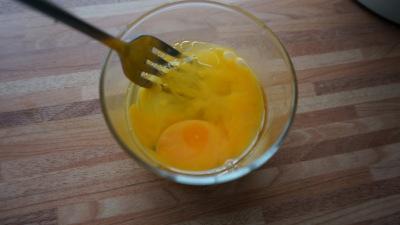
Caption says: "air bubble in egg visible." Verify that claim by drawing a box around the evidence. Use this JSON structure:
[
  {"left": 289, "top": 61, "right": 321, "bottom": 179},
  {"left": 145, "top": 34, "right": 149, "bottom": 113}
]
[
  {"left": 236, "top": 57, "right": 248, "bottom": 67},
  {"left": 223, "top": 51, "right": 235, "bottom": 60}
]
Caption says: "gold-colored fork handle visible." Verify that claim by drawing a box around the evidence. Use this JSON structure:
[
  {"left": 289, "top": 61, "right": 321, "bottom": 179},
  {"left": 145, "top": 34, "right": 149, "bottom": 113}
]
[{"left": 16, "top": 0, "right": 126, "bottom": 53}]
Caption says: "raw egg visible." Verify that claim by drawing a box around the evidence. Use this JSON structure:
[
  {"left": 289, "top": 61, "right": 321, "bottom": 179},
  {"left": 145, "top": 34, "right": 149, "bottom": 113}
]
[{"left": 128, "top": 41, "right": 265, "bottom": 171}]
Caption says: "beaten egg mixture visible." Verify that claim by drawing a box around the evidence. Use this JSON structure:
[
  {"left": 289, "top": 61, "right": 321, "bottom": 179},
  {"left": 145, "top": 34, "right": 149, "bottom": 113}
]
[{"left": 128, "top": 41, "right": 265, "bottom": 171}]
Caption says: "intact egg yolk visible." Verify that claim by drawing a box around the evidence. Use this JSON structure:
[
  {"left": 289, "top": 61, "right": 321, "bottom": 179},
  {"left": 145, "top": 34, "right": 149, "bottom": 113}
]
[{"left": 157, "top": 120, "right": 227, "bottom": 171}]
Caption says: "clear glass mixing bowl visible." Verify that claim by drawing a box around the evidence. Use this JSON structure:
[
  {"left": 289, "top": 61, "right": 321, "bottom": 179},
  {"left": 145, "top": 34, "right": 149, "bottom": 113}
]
[{"left": 100, "top": 0, "right": 297, "bottom": 185}]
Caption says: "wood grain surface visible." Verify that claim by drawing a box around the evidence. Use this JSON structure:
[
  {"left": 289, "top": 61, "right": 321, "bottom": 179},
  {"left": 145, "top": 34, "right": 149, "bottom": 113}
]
[{"left": 1, "top": 0, "right": 400, "bottom": 224}]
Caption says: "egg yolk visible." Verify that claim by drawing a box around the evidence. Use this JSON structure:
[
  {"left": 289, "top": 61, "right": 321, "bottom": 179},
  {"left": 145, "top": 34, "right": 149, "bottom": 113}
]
[
  {"left": 157, "top": 120, "right": 227, "bottom": 170},
  {"left": 128, "top": 41, "right": 265, "bottom": 171}
]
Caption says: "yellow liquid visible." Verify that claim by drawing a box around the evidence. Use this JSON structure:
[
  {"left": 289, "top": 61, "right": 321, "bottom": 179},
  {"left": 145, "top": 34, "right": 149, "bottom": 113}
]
[{"left": 128, "top": 41, "right": 265, "bottom": 171}]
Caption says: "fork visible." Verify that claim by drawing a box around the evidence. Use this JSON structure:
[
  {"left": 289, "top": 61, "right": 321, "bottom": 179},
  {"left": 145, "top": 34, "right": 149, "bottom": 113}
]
[{"left": 16, "top": 0, "right": 182, "bottom": 88}]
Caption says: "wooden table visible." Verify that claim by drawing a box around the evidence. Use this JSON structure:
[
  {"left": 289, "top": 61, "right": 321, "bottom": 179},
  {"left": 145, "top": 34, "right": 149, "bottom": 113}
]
[{"left": 1, "top": 0, "right": 400, "bottom": 224}]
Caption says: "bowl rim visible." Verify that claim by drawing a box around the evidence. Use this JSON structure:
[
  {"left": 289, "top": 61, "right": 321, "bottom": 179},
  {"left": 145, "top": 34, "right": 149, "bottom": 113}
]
[{"left": 99, "top": 0, "right": 298, "bottom": 185}]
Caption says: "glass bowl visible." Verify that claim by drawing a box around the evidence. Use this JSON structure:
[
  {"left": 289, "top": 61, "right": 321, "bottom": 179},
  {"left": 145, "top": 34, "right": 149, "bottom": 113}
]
[{"left": 100, "top": 0, "right": 297, "bottom": 185}]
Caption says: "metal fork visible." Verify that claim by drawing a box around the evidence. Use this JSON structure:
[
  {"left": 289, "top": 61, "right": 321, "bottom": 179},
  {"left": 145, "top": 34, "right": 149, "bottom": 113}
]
[{"left": 16, "top": 0, "right": 182, "bottom": 88}]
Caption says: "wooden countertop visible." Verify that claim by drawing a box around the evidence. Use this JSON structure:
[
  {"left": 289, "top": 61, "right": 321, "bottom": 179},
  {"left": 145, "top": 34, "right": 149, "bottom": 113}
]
[{"left": 1, "top": 0, "right": 400, "bottom": 224}]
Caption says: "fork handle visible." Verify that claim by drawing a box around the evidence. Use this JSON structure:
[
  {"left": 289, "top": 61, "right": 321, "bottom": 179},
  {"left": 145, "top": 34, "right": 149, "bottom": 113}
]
[{"left": 16, "top": 0, "right": 126, "bottom": 52}]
